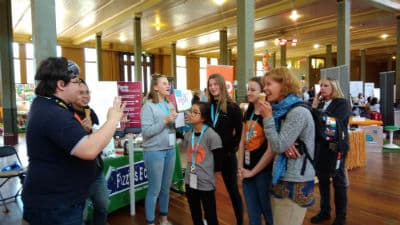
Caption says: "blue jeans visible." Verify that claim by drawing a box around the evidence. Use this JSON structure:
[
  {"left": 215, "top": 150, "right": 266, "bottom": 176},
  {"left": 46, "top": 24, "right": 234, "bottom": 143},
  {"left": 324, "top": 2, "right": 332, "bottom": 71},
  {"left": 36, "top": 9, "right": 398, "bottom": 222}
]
[
  {"left": 144, "top": 148, "right": 176, "bottom": 224},
  {"left": 83, "top": 173, "right": 110, "bottom": 225},
  {"left": 23, "top": 201, "right": 85, "bottom": 225},
  {"left": 242, "top": 169, "right": 273, "bottom": 225}
]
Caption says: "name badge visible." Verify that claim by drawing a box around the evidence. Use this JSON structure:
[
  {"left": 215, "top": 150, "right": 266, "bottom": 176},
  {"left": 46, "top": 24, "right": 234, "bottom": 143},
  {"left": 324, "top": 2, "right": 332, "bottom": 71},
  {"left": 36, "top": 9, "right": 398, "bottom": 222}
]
[
  {"left": 189, "top": 173, "right": 198, "bottom": 189},
  {"left": 244, "top": 150, "right": 250, "bottom": 166},
  {"left": 169, "top": 133, "right": 176, "bottom": 146}
]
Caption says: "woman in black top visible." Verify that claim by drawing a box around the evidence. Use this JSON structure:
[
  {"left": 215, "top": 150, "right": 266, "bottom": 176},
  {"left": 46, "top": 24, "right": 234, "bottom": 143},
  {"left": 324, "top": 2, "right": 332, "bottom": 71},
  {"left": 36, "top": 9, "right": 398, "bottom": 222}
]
[
  {"left": 207, "top": 73, "right": 243, "bottom": 225},
  {"left": 310, "top": 78, "right": 351, "bottom": 225}
]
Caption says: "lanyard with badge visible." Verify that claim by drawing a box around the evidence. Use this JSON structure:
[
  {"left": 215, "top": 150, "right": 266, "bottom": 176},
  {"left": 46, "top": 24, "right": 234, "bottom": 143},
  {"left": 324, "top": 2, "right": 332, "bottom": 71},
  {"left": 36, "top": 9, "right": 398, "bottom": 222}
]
[
  {"left": 245, "top": 111, "right": 257, "bottom": 166},
  {"left": 158, "top": 101, "right": 175, "bottom": 146},
  {"left": 189, "top": 125, "right": 208, "bottom": 189},
  {"left": 210, "top": 104, "right": 220, "bottom": 128}
]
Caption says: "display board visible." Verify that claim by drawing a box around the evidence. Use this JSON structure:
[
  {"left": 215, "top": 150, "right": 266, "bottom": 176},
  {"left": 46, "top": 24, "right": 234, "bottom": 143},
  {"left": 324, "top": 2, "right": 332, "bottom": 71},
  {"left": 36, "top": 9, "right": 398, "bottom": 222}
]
[
  {"left": 364, "top": 82, "right": 374, "bottom": 99},
  {"left": 349, "top": 81, "right": 363, "bottom": 99},
  {"left": 15, "top": 83, "right": 35, "bottom": 132}
]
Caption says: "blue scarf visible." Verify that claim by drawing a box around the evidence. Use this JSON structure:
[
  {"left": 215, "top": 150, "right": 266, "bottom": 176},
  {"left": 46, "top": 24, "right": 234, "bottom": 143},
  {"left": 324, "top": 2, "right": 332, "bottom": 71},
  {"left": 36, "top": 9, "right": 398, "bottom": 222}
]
[{"left": 271, "top": 93, "right": 303, "bottom": 184}]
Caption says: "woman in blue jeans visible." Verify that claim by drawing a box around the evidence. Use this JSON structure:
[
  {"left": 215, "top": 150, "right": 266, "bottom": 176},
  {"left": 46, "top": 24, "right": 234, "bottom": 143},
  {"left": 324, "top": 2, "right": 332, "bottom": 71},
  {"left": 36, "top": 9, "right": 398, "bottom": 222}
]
[
  {"left": 207, "top": 74, "right": 244, "bottom": 225},
  {"left": 141, "top": 74, "right": 177, "bottom": 225},
  {"left": 237, "top": 77, "right": 274, "bottom": 225}
]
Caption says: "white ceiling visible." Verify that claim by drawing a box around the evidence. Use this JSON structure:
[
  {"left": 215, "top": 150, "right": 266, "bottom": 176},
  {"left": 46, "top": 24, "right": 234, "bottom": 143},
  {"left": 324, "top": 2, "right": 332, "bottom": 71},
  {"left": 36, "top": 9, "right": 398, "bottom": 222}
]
[{"left": 11, "top": 0, "right": 400, "bottom": 59}]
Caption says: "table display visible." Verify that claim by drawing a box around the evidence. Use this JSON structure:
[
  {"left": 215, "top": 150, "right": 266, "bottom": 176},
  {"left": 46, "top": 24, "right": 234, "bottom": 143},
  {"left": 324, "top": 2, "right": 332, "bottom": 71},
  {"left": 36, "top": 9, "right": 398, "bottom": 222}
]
[
  {"left": 346, "top": 129, "right": 366, "bottom": 170},
  {"left": 86, "top": 145, "right": 184, "bottom": 218},
  {"left": 349, "top": 117, "right": 383, "bottom": 126}
]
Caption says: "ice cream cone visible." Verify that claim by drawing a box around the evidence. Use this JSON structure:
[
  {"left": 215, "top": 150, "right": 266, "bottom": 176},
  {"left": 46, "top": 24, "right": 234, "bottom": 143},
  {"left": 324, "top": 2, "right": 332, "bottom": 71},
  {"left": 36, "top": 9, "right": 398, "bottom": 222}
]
[
  {"left": 170, "top": 107, "right": 176, "bottom": 115},
  {"left": 259, "top": 93, "right": 266, "bottom": 102},
  {"left": 85, "top": 108, "right": 91, "bottom": 118}
]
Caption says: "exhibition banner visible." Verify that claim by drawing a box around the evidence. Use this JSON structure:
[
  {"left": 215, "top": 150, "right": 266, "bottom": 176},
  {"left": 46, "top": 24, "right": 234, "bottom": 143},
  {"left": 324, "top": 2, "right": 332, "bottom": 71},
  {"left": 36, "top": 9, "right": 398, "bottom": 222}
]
[
  {"left": 207, "top": 65, "right": 234, "bottom": 97},
  {"left": 117, "top": 81, "right": 142, "bottom": 129}
]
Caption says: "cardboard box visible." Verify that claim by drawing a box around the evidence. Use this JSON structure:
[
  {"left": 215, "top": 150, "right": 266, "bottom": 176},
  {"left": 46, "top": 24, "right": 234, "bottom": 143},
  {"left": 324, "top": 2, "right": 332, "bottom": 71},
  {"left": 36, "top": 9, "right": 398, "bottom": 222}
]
[{"left": 359, "top": 125, "right": 384, "bottom": 148}]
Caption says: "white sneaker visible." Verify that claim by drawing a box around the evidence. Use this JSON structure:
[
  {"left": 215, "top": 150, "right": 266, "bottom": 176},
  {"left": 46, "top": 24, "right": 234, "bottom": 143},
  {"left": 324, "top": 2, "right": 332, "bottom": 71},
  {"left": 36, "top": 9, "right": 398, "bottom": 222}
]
[{"left": 159, "top": 219, "right": 173, "bottom": 225}]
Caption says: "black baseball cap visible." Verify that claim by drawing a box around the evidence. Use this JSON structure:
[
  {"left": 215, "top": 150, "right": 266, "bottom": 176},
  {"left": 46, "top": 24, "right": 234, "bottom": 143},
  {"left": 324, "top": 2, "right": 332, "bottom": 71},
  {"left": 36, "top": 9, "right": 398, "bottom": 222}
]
[{"left": 67, "top": 60, "right": 80, "bottom": 78}]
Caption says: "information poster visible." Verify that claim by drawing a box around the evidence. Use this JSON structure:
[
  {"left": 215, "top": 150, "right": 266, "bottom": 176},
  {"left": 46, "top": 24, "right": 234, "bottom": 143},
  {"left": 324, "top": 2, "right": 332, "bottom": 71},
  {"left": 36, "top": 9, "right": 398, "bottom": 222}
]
[
  {"left": 350, "top": 81, "right": 363, "bottom": 98},
  {"left": 207, "top": 65, "right": 234, "bottom": 98},
  {"left": 364, "top": 82, "right": 374, "bottom": 99},
  {"left": 174, "top": 89, "right": 193, "bottom": 112},
  {"left": 117, "top": 81, "right": 142, "bottom": 129}
]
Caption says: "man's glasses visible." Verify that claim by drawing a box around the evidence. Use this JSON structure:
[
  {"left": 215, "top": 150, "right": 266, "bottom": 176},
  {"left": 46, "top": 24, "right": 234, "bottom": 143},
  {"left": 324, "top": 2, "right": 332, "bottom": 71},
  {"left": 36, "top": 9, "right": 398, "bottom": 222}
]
[{"left": 70, "top": 79, "right": 82, "bottom": 84}]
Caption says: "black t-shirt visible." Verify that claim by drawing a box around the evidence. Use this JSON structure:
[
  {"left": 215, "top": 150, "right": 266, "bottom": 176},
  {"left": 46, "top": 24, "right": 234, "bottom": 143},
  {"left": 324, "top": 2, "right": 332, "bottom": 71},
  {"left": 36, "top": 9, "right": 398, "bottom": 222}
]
[
  {"left": 210, "top": 101, "right": 243, "bottom": 153},
  {"left": 22, "top": 96, "right": 96, "bottom": 208},
  {"left": 242, "top": 108, "right": 272, "bottom": 171}
]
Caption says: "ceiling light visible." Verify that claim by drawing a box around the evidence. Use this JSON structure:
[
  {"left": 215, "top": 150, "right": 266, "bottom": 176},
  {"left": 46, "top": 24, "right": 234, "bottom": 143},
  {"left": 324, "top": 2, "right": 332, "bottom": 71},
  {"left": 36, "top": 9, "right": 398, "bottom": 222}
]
[
  {"left": 81, "top": 14, "right": 95, "bottom": 28},
  {"left": 289, "top": 10, "right": 300, "bottom": 21},
  {"left": 152, "top": 15, "right": 166, "bottom": 31},
  {"left": 254, "top": 41, "right": 265, "bottom": 48},
  {"left": 291, "top": 39, "right": 297, "bottom": 46},
  {"left": 380, "top": 34, "right": 389, "bottom": 39},
  {"left": 119, "top": 35, "right": 126, "bottom": 42},
  {"left": 177, "top": 40, "right": 187, "bottom": 49},
  {"left": 392, "top": 56, "right": 396, "bottom": 60},
  {"left": 313, "top": 43, "right": 320, "bottom": 49},
  {"left": 274, "top": 39, "right": 280, "bottom": 46},
  {"left": 213, "top": 0, "right": 226, "bottom": 6}
]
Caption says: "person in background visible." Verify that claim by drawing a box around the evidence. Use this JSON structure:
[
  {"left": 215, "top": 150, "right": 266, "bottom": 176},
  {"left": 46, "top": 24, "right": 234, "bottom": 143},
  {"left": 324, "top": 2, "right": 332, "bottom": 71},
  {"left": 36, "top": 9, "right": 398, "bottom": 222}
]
[
  {"left": 71, "top": 79, "right": 109, "bottom": 225},
  {"left": 310, "top": 78, "right": 351, "bottom": 225},
  {"left": 361, "top": 96, "right": 372, "bottom": 118},
  {"left": 369, "top": 97, "right": 380, "bottom": 113},
  {"left": 183, "top": 102, "right": 222, "bottom": 225},
  {"left": 22, "top": 57, "right": 125, "bottom": 225},
  {"left": 357, "top": 93, "right": 365, "bottom": 105},
  {"left": 207, "top": 73, "right": 244, "bottom": 225},
  {"left": 308, "top": 86, "right": 315, "bottom": 104},
  {"left": 302, "top": 87, "right": 310, "bottom": 103},
  {"left": 259, "top": 67, "right": 316, "bottom": 225},
  {"left": 141, "top": 74, "right": 177, "bottom": 225},
  {"left": 237, "top": 77, "right": 274, "bottom": 225}
]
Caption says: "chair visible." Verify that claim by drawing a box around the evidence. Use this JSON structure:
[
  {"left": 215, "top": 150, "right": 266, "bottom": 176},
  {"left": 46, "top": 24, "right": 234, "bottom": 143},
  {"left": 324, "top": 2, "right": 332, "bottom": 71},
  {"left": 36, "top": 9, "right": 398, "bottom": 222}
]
[
  {"left": 383, "top": 126, "right": 400, "bottom": 149},
  {"left": 0, "top": 145, "right": 26, "bottom": 213}
]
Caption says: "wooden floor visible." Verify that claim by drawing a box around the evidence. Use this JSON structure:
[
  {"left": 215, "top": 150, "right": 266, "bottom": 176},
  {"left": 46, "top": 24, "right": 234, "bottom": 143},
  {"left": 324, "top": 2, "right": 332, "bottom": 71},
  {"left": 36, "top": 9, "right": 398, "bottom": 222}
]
[{"left": 1, "top": 135, "right": 400, "bottom": 225}]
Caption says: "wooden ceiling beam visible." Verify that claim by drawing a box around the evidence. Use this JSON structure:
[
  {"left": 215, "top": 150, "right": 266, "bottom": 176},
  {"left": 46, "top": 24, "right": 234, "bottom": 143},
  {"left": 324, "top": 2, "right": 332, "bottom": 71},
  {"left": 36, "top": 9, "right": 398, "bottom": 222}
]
[{"left": 72, "top": 0, "right": 162, "bottom": 45}]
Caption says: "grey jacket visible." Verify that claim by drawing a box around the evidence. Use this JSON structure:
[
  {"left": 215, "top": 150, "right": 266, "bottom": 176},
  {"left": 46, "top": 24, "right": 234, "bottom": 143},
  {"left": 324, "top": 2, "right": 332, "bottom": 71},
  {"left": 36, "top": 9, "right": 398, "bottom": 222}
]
[
  {"left": 263, "top": 106, "right": 315, "bottom": 182},
  {"left": 141, "top": 100, "right": 175, "bottom": 151}
]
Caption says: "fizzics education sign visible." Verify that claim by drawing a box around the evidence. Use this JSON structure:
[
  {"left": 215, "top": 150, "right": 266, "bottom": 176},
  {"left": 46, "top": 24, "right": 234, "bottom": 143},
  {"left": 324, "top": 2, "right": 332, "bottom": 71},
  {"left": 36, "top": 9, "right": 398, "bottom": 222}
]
[{"left": 105, "top": 160, "right": 148, "bottom": 196}]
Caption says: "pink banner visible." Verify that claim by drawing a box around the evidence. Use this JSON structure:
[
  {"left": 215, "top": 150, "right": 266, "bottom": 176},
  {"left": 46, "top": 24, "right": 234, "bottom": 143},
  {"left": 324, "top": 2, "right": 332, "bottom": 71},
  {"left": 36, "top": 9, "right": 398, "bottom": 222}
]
[{"left": 117, "top": 81, "right": 142, "bottom": 129}]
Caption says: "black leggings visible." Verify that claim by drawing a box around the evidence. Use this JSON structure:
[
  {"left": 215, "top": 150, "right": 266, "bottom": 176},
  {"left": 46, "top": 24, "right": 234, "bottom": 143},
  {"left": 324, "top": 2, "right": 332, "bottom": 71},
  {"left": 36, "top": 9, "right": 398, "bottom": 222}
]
[
  {"left": 186, "top": 185, "right": 219, "bottom": 225},
  {"left": 220, "top": 152, "right": 243, "bottom": 225},
  {"left": 317, "top": 154, "right": 348, "bottom": 219}
]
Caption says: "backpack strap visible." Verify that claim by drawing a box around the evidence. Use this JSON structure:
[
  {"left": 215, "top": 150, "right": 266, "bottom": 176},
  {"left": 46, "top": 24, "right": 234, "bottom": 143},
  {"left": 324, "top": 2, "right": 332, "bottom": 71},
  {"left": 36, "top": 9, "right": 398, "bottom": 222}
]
[
  {"left": 297, "top": 139, "right": 315, "bottom": 175},
  {"left": 284, "top": 103, "right": 316, "bottom": 175}
]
